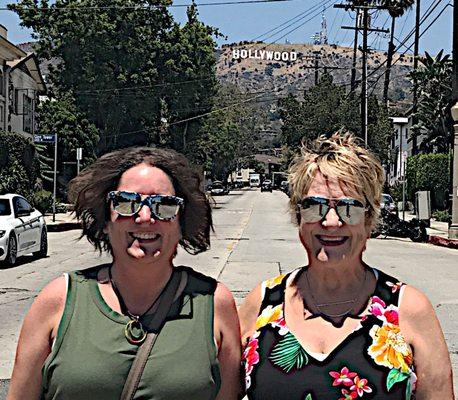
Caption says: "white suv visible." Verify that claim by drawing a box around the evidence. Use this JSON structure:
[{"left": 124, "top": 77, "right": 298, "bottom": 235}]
[{"left": 0, "top": 194, "right": 48, "bottom": 266}]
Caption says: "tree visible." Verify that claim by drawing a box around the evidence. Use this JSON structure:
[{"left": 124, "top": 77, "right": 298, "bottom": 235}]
[
  {"left": 408, "top": 51, "right": 453, "bottom": 153},
  {"left": 10, "top": 0, "right": 221, "bottom": 154},
  {"left": 278, "top": 74, "right": 392, "bottom": 166},
  {"left": 36, "top": 95, "right": 99, "bottom": 195},
  {"left": 378, "top": 0, "right": 414, "bottom": 104},
  {"left": 195, "top": 84, "right": 267, "bottom": 181}
]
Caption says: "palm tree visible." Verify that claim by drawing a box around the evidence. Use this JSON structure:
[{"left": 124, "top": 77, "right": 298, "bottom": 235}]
[{"left": 380, "top": 0, "right": 414, "bottom": 105}]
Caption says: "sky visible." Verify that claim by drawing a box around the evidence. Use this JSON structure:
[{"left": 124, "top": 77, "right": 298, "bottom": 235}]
[{"left": 0, "top": 0, "right": 453, "bottom": 56}]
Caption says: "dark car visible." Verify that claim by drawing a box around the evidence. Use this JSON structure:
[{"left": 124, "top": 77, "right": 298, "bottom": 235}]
[
  {"left": 261, "top": 180, "right": 272, "bottom": 192},
  {"left": 280, "top": 180, "right": 290, "bottom": 197},
  {"left": 210, "top": 181, "right": 229, "bottom": 196}
]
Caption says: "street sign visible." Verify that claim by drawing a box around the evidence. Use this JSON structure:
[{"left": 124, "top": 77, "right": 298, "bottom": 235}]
[
  {"left": 34, "top": 134, "right": 56, "bottom": 143},
  {"left": 76, "top": 147, "right": 83, "bottom": 160}
]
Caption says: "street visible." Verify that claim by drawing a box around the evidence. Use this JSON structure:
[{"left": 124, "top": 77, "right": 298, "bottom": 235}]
[{"left": 0, "top": 188, "right": 456, "bottom": 397}]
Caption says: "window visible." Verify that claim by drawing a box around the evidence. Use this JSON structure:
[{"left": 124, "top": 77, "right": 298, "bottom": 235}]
[
  {"left": 0, "top": 199, "right": 11, "bottom": 216},
  {"left": 0, "top": 104, "right": 3, "bottom": 123},
  {"left": 23, "top": 94, "right": 33, "bottom": 133},
  {"left": 14, "top": 197, "right": 32, "bottom": 216},
  {"left": 0, "top": 71, "right": 3, "bottom": 96}
]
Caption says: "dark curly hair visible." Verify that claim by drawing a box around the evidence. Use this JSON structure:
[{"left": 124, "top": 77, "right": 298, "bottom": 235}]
[{"left": 68, "top": 147, "right": 212, "bottom": 255}]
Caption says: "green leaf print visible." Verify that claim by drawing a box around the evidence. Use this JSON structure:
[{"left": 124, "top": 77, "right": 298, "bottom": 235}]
[
  {"left": 405, "top": 379, "right": 412, "bottom": 400},
  {"left": 386, "top": 368, "right": 410, "bottom": 391},
  {"left": 269, "top": 332, "right": 309, "bottom": 373},
  {"left": 304, "top": 394, "right": 313, "bottom": 400}
]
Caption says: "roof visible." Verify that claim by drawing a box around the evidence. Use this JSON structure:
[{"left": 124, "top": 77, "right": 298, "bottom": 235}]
[
  {"left": 0, "top": 36, "right": 27, "bottom": 61},
  {"left": 0, "top": 194, "right": 21, "bottom": 200},
  {"left": 7, "top": 53, "right": 47, "bottom": 94}
]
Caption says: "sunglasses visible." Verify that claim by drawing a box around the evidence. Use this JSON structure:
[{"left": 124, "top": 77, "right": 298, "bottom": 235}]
[
  {"left": 107, "top": 191, "right": 184, "bottom": 220},
  {"left": 298, "top": 196, "right": 367, "bottom": 225}
]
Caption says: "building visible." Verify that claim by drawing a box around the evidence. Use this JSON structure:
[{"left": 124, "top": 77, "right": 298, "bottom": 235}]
[{"left": 0, "top": 25, "right": 46, "bottom": 138}]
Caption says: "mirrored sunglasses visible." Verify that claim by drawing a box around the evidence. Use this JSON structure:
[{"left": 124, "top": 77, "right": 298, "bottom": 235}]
[
  {"left": 298, "top": 196, "right": 366, "bottom": 225},
  {"left": 107, "top": 191, "right": 184, "bottom": 220}
]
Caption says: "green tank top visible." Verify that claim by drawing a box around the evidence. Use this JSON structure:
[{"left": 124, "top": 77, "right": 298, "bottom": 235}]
[{"left": 41, "top": 265, "right": 221, "bottom": 400}]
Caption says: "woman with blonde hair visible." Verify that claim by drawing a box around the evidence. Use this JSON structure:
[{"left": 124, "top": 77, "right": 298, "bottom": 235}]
[{"left": 239, "top": 132, "right": 453, "bottom": 399}]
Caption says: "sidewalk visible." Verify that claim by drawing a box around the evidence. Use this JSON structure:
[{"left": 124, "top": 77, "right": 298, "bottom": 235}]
[
  {"left": 44, "top": 212, "right": 80, "bottom": 232},
  {"left": 402, "top": 212, "right": 458, "bottom": 249}
]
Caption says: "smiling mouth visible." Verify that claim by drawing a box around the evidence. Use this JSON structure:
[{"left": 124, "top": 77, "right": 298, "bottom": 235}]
[
  {"left": 316, "top": 235, "right": 348, "bottom": 246},
  {"left": 130, "top": 232, "right": 161, "bottom": 241}
]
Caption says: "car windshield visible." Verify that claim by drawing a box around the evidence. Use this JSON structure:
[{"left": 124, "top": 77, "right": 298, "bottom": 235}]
[
  {"left": 382, "top": 194, "right": 393, "bottom": 203},
  {"left": 213, "top": 182, "right": 223, "bottom": 188},
  {"left": 0, "top": 199, "right": 11, "bottom": 216}
]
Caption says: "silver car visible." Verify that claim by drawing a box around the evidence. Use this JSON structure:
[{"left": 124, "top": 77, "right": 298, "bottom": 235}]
[
  {"left": 0, "top": 193, "right": 48, "bottom": 266},
  {"left": 381, "top": 193, "right": 397, "bottom": 213}
]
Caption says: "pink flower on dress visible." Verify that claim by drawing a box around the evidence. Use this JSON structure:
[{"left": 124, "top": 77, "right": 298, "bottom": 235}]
[
  {"left": 386, "top": 281, "right": 403, "bottom": 293},
  {"left": 329, "top": 367, "right": 358, "bottom": 387},
  {"left": 243, "top": 333, "right": 260, "bottom": 389},
  {"left": 339, "top": 388, "right": 358, "bottom": 400},
  {"left": 369, "top": 297, "right": 400, "bottom": 326},
  {"left": 350, "top": 376, "right": 373, "bottom": 397},
  {"left": 369, "top": 296, "right": 386, "bottom": 317},
  {"left": 270, "top": 316, "right": 289, "bottom": 336}
]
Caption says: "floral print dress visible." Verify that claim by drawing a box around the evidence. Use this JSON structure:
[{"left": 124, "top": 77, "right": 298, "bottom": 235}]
[{"left": 243, "top": 268, "right": 417, "bottom": 400}]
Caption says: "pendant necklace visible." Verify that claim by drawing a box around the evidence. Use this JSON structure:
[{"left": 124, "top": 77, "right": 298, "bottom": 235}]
[
  {"left": 108, "top": 266, "right": 167, "bottom": 345},
  {"left": 303, "top": 267, "right": 368, "bottom": 328}
]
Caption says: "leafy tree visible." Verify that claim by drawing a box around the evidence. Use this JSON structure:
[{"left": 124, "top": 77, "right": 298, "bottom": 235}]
[
  {"left": 195, "top": 84, "right": 267, "bottom": 181},
  {"left": 10, "top": 0, "right": 221, "bottom": 154},
  {"left": 36, "top": 95, "right": 99, "bottom": 195},
  {"left": 278, "top": 74, "right": 391, "bottom": 165},
  {"left": 408, "top": 51, "right": 453, "bottom": 153}
]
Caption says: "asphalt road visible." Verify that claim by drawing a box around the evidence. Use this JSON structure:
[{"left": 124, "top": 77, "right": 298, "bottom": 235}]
[{"left": 0, "top": 188, "right": 456, "bottom": 398}]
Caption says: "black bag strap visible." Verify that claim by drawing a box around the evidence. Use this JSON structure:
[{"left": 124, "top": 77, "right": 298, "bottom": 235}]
[{"left": 120, "top": 269, "right": 188, "bottom": 400}]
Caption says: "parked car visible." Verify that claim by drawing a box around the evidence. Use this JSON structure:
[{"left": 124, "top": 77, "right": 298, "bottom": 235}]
[
  {"left": 210, "top": 181, "right": 229, "bottom": 196},
  {"left": 381, "top": 193, "right": 397, "bottom": 213},
  {"left": 0, "top": 194, "right": 48, "bottom": 266},
  {"left": 261, "top": 180, "right": 273, "bottom": 192}
]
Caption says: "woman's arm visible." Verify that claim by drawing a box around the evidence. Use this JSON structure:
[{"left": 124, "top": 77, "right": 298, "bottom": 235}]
[
  {"left": 238, "top": 283, "right": 262, "bottom": 344},
  {"left": 214, "top": 282, "right": 242, "bottom": 400},
  {"left": 399, "top": 285, "right": 454, "bottom": 400},
  {"left": 7, "top": 276, "right": 66, "bottom": 400}
]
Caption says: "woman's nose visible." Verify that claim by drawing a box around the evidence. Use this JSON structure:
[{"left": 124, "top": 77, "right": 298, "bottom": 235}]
[
  {"left": 321, "top": 207, "right": 342, "bottom": 227},
  {"left": 135, "top": 204, "right": 155, "bottom": 224}
]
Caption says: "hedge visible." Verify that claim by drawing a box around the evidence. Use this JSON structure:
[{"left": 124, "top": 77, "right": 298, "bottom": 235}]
[
  {"left": 406, "top": 153, "right": 451, "bottom": 210},
  {"left": 0, "top": 131, "right": 39, "bottom": 199}
]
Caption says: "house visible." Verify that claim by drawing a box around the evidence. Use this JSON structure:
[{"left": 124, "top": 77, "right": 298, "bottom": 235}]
[{"left": 0, "top": 25, "right": 46, "bottom": 138}]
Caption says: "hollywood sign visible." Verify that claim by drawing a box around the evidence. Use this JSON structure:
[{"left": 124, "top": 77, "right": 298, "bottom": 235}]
[{"left": 232, "top": 49, "right": 298, "bottom": 62}]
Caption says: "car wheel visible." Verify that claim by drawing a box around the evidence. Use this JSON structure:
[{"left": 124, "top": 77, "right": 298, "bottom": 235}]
[
  {"left": 409, "top": 226, "right": 428, "bottom": 242},
  {"left": 33, "top": 229, "right": 48, "bottom": 258},
  {"left": 5, "top": 234, "right": 18, "bottom": 266}
]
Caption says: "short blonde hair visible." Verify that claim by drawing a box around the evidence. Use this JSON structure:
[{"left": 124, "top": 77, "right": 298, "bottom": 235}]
[{"left": 288, "top": 132, "right": 385, "bottom": 228}]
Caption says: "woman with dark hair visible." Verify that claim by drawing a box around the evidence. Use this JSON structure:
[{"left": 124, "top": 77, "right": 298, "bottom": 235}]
[
  {"left": 239, "top": 133, "right": 453, "bottom": 399},
  {"left": 8, "top": 147, "right": 241, "bottom": 400}
]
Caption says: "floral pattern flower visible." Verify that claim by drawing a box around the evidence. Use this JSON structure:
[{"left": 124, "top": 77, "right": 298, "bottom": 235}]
[
  {"left": 386, "top": 281, "right": 403, "bottom": 293},
  {"left": 369, "top": 297, "right": 399, "bottom": 325},
  {"left": 350, "top": 376, "right": 373, "bottom": 397},
  {"left": 329, "top": 367, "right": 357, "bottom": 387},
  {"left": 368, "top": 323, "right": 413, "bottom": 373},
  {"left": 243, "top": 332, "right": 260, "bottom": 389},
  {"left": 264, "top": 274, "right": 285, "bottom": 289},
  {"left": 255, "top": 304, "right": 283, "bottom": 330},
  {"left": 339, "top": 388, "right": 358, "bottom": 400}
]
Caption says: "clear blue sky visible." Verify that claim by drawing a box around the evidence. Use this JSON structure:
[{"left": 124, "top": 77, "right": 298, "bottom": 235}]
[{"left": 0, "top": 0, "right": 453, "bottom": 56}]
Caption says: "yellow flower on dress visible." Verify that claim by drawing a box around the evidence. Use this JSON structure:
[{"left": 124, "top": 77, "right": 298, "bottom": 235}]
[
  {"left": 368, "top": 323, "right": 413, "bottom": 373},
  {"left": 264, "top": 274, "right": 285, "bottom": 289},
  {"left": 255, "top": 304, "right": 283, "bottom": 330}
]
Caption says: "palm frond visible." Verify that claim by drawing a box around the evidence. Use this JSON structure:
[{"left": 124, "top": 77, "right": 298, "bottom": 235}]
[{"left": 269, "top": 332, "right": 309, "bottom": 373}]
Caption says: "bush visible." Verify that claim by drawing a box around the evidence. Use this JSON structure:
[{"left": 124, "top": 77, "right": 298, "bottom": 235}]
[
  {"left": 432, "top": 210, "right": 451, "bottom": 223},
  {"left": 33, "top": 190, "right": 53, "bottom": 214},
  {"left": 406, "top": 153, "right": 450, "bottom": 210},
  {"left": 0, "top": 131, "right": 39, "bottom": 198}
]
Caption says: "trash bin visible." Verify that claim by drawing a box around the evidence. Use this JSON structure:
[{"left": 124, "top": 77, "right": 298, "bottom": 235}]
[{"left": 415, "top": 191, "right": 431, "bottom": 227}]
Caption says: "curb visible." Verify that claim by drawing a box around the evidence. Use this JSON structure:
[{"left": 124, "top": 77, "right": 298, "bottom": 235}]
[
  {"left": 46, "top": 222, "right": 81, "bottom": 232},
  {"left": 428, "top": 235, "right": 458, "bottom": 249}
]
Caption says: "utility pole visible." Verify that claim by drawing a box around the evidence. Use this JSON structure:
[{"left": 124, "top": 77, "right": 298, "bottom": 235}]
[
  {"left": 449, "top": 0, "right": 458, "bottom": 239},
  {"left": 361, "top": 5, "right": 369, "bottom": 146},
  {"left": 336, "top": 3, "right": 389, "bottom": 146},
  {"left": 350, "top": 9, "right": 360, "bottom": 92},
  {"left": 411, "top": 0, "right": 421, "bottom": 156}
]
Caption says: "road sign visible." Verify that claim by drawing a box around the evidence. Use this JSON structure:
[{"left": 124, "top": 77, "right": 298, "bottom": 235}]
[
  {"left": 76, "top": 147, "right": 82, "bottom": 160},
  {"left": 34, "top": 134, "right": 56, "bottom": 143}
]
